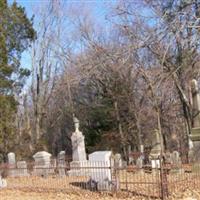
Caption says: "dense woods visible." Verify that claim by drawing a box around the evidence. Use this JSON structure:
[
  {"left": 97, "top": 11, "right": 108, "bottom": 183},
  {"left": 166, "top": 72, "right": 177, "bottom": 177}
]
[{"left": 1, "top": 0, "right": 200, "bottom": 162}]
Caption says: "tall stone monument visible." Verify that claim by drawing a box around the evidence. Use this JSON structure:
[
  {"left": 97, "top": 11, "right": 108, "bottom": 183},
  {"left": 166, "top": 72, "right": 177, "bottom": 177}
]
[
  {"left": 71, "top": 117, "right": 87, "bottom": 161},
  {"left": 68, "top": 117, "right": 87, "bottom": 176},
  {"left": 190, "top": 79, "right": 200, "bottom": 161},
  {"left": 149, "top": 129, "right": 162, "bottom": 168}
]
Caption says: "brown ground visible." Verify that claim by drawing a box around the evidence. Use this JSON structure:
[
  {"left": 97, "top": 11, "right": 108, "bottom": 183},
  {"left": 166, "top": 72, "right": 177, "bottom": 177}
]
[
  {"left": 1, "top": 172, "right": 200, "bottom": 200},
  {"left": 1, "top": 188, "right": 200, "bottom": 200}
]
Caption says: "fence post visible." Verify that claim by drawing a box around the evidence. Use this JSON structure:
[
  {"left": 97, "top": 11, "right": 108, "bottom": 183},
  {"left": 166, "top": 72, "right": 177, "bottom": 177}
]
[{"left": 160, "top": 156, "right": 168, "bottom": 200}]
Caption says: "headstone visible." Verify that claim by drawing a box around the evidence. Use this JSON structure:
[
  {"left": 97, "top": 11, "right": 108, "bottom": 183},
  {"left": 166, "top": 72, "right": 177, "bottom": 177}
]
[
  {"left": 71, "top": 117, "right": 87, "bottom": 161},
  {"left": 0, "top": 175, "right": 7, "bottom": 189},
  {"left": 33, "top": 151, "right": 52, "bottom": 176},
  {"left": 88, "top": 151, "right": 112, "bottom": 191},
  {"left": 7, "top": 152, "right": 16, "bottom": 177},
  {"left": 16, "top": 161, "right": 29, "bottom": 176},
  {"left": 165, "top": 151, "right": 172, "bottom": 164},
  {"left": 170, "top": 151, "right": 183, "bottom": 173},
  {"left": 114, "top": 153, "right": 122, "bottom": 168},
  {"left": 136, "top": 156, "right": 143, "bottom": 169},
  {"left": 57, "top": 151, "right": 66, "bottom": 177},
  {"left": 8, "top": 152, "right": 16, "bottom": 166},
  {"left": 190, "top": 79, "right": 200, "bottom": 162}
]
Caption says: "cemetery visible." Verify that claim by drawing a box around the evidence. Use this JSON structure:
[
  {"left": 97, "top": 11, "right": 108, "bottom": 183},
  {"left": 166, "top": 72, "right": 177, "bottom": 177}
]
[
  {"left": 1, "top": 110, "right": 200, "bottom": 200},
  {"left": 2, "top": 1, "right": 200, "bottom": 200}
]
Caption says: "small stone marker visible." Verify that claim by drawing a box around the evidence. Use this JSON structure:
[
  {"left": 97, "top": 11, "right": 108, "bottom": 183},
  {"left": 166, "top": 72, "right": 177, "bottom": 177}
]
[
  {"left": 0, "top": 175, "right": 7, "bottom": 189},
  {"left": 57, "top": 151, "right": 66, "bottom": 177},
  {"left": 7, "top": 152, "right": 16, "bottom": 177},
  {"left": 8, "top": 152, "right": 16, "bottom": 166},
  {"left": 136, "top": 156, "right": 143, "bottom": 169},
  {"left": 114, "top": 153, "right": 122, "bottom": 168},
  {"left": 170, "top": 151, "right": 183, "bottom": 173}
]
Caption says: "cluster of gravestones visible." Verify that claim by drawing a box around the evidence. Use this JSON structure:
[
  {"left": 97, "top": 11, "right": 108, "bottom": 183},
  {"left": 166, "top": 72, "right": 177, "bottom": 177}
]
[{"left": 0, "top": 117, "right": 123, "bottom": 191}]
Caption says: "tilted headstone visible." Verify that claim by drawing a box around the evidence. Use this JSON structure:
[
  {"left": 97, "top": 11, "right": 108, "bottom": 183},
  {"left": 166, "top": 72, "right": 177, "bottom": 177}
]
[
  {"left": 190, "top": 79, "right": 200, "bottom": 162},
  {"left": 57, "top": 151, "right": 66, "bottom": 177},
  {"left": 16, "top": 161, "right": 29, "bottom": 176},
  {"left": 71, "top": 117, "right": 87, "bottom": 161},
  {"left": 33, "top": 151, "right": 52, "bottom": 176}
]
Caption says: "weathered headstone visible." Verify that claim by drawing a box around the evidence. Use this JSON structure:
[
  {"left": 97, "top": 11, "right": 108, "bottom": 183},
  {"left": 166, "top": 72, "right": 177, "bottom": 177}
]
[
  {"left": 71, "top": 117, "right": 87, "bottom": 161},
  {"left": 57, "top": 151, "right": 66, "bottom": 177},
  {"left": 17, "top": 161, "right": 29, "bottom": 176},
  {"left": 114, "top": 153, "right": 122, "bottom": 168},
  {"left": 33, "top": 151, "right": 52, "bottom": 176},
  {"left": 136, "top": 156, "right": 143, "bottom": 169},
  {"left": 170, "top": 151, "right": 183, "bottom": 174},
  {"left": 8, "top": 152, "right": 16, "bottom": 166},
  {"left": 7, "top": 152, "right": 16, "bottom": 177},
  {"left": 190, "top": 79, "right": 200, "bottom": 162}
]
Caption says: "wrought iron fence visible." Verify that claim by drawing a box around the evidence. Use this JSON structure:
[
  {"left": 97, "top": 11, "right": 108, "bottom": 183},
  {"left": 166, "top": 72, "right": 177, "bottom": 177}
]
[{"left": 1, "top": 154, "right": 200, "bottom": 199}]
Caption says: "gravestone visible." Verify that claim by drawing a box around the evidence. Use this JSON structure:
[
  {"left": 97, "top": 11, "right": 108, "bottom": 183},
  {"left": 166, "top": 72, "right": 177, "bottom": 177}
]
[
  {"left": 114, "top": 153, "right": 122, "bottom": 168},
  {"left": 0, "top": 175, "right": 7, "bottom": 189},
  {"left": 8, "top": 152, "right": 16, "bottom": 166},
  {"left": 136, "top": 156, "right": 143, "bottom": 169},
  {"left": 57, "top": 151, "right": 66, "bottom": 177},
  {"left": 88, "top": 151, "right": 112, "bottom": 191},
  {"left": 149, "top": 129, "right": 161, "bottom": 169},
  {"left": 33, "top": 151, "right": 52, "bottom": 176},
  {"left": 68, "top": 117, "right": 87, "bottom": 176},
  {"left": 7, "top": 152, "right": 16, "bottom": 177},
  {"left": 17, "top": 161, "right": 29, "bottom": 176},
  {"left": 170, "top": 151, "right": 183, "bottom": 174},
  {"left": 190, "top": 79, "right": 200, "bottom": 162}
]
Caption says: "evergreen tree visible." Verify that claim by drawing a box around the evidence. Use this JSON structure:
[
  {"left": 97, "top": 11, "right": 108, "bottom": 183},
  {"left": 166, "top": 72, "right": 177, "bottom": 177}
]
[{"left": 0, "top": 0, "right": 35, "bottom": 161}]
